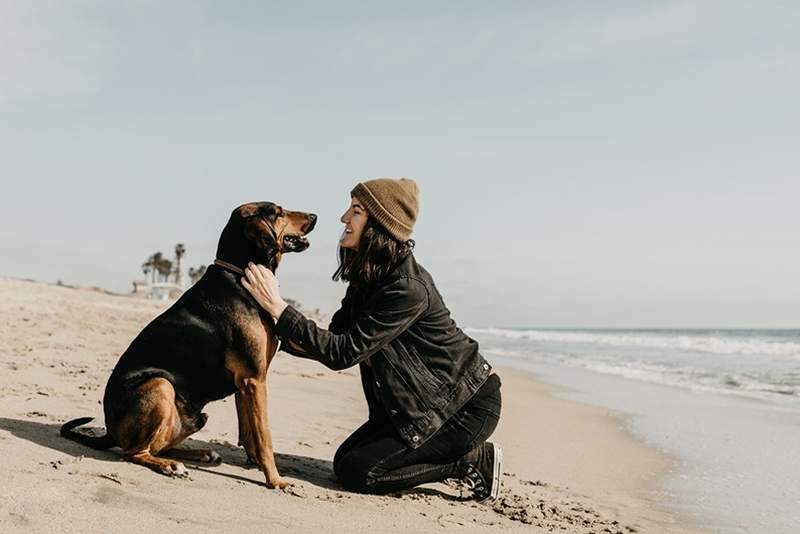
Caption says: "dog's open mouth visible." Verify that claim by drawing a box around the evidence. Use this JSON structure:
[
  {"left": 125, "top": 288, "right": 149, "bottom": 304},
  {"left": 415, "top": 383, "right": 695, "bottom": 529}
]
[{"left": 283, "top": 234, "right": 310, "bottom": 252}]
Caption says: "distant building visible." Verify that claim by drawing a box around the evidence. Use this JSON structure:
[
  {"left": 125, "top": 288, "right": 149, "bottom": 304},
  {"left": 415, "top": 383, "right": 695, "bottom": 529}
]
[
  {"left": 131, "top": 278, "right": 187, "bottom": 300},
  {"left": 136, "top": 247, "right": 199, "bottom": 300},
  {"left": 132, "top": 279, "right": 149, "bottom": 295}
]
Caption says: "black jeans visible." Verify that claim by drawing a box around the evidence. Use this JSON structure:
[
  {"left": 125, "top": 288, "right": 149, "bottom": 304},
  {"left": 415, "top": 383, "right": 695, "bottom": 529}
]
[{"left": 333, "top": 374, "right": 501, "bottom": 494}]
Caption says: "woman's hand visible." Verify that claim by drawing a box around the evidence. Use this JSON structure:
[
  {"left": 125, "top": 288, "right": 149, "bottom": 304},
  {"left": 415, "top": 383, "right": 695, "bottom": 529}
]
[{"left": 241, "top": 263, "right": 289, "bottom": 320}]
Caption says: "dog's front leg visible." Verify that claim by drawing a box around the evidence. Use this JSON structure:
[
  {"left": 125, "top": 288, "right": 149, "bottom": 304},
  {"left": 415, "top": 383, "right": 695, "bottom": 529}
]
[
  {"left": 238, "top": 376, "right": 286, "bottom": 489},
  {"left": 235, "top": 390, "right": 257, "bottom": 465}
]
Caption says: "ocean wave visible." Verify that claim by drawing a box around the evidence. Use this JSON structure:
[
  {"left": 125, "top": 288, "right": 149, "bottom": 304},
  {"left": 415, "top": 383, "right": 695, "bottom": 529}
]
[
  {"left": 566, "top": 360, "right": 799, "bottom": 399},
  {"left": 481, "top": 347, "right": 526, "bottom": 359},
  {"left": 465, "top": 328, "right": 800, "bottom": 357},
  {"left": 505, "top": 354, "right": 800, "bottom": 400}
]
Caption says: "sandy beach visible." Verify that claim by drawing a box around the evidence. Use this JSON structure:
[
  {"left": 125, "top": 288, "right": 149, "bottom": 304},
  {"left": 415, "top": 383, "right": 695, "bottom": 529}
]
[{"left": 0, "top": 277, "right": 698, "bottom": 534}]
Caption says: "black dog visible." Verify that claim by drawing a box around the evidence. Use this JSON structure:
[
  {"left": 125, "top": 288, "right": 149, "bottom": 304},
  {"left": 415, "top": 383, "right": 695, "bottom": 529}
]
[{"left": 61, "top": 202, "right": 316, "bottom": 489}]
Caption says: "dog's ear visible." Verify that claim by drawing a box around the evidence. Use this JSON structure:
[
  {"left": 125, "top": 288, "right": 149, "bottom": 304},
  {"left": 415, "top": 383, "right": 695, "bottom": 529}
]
[
  {"left": 243, "top": 217, "right": 280, "bottom": 260},
  {"left": 257, "top": 203, "right": 282, "bottom": 222},
  {"left": 241, "top": 203, "right": 280, "bottom": 254},
  {"left": 234, "top": 203, "right": 261, "bottom": 219},
  {"left": 235, "top": 202, "right": 281, "bottom": 220}
]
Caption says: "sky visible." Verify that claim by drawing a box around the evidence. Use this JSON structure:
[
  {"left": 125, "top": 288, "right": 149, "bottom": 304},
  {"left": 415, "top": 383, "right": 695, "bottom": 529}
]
[{"left": 1, "top": 1, "right": 799, "bottom": 328}]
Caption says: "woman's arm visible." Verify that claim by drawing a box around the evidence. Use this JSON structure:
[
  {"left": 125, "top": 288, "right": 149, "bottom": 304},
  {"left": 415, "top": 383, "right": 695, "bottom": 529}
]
[
  {"left": 281, "top": 339, "right": 309, "bottom": 357},
  {"left": 283, "top": 287, "right": 355, "bottom": 357},
  {"left": 274, "top": 277, "right": 428, "bottom": 370},
  {"left": 241, "top": 263, "right": 428, "bottom": 371}
]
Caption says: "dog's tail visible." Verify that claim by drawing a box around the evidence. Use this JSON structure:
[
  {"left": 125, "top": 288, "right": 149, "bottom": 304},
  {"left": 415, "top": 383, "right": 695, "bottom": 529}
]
[{"left": 60, "top": 417, "right": 116, "bottom": 450}]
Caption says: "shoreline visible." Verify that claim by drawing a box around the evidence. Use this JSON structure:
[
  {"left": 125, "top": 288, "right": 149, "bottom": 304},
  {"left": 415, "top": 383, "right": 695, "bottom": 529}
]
[
  {"left": 492, "top": 365, "right": 700, "bottom": 534},
  {"left": 0, "top": 277, "right": 699, "bottom": 533},
  {"left": 495, "top": 358, "right": 800, "bottom": 534}
]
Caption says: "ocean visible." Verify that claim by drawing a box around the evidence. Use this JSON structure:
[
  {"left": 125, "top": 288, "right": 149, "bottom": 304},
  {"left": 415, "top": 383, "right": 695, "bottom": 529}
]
[
  {"left": 465, "top": 327, "right": 800, "bottom": 534},
  {"left": 465, "top": 328, "right": 800, "bottom": 402}
]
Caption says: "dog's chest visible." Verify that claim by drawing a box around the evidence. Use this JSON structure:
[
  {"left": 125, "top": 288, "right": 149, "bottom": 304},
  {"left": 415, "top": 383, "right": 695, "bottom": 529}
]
[{"left": 243, "top": 315, "right": 280, "bottom": 361}]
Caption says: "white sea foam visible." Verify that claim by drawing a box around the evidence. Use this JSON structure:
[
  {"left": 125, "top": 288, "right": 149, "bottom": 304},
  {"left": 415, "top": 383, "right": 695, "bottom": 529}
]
[
  {"left": 481, "top": 347, "right": 525, "bottom": 359},
  {"left": 465, "top": 327, "right": 800, "bottom": 357},
  {"left": 562, "top": 359, "right": 798, "bottom": 399},
  {"left": 470, "top": 328, "right": 800, "bottom": 401}
]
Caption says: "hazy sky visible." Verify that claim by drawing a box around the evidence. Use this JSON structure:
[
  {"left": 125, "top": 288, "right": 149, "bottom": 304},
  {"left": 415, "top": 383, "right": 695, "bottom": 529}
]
[{"left": 2, "top": 1, "right": 799, "bottom": 328}]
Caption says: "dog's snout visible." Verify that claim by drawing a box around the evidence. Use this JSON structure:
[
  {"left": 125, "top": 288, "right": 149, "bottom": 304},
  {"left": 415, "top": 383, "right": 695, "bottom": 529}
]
[{"left": 306, "top": 213, "right": 317, "bottom": 232}]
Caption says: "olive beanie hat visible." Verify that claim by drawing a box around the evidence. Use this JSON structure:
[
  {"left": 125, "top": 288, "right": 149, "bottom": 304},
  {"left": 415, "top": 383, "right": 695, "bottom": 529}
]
[{"left": 350, "top": 178, "right": 419, "bottom": 242}]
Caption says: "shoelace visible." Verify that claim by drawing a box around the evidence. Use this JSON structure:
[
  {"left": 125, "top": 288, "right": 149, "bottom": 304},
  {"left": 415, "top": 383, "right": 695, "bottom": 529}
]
[
  {"left": 463, "top": 465, "right": 488, "bottom": 499},
  {"left": 445, "top": 459, "right": 491, "bottom": 500}
]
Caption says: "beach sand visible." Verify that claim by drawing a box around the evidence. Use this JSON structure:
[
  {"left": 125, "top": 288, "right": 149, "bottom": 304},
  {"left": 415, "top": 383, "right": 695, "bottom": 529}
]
[{"left": 0, "top": 277, "right": 699, "bottom": 533}]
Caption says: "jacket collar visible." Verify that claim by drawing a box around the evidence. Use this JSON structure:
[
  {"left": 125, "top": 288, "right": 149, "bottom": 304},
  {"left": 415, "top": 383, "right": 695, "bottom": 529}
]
[{"left": 387, "top": 251, "right": 415, "bottom": 278}]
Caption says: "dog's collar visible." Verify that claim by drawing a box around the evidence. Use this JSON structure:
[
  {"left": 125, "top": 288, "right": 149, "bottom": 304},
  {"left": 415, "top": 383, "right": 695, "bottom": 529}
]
[{"left": 213, "top": 259, "right": 245, "bottom": 276}]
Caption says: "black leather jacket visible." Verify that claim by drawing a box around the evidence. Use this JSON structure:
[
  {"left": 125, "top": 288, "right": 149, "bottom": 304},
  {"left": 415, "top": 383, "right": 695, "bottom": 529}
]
[{"left": 275, "top": 253, "right": 493, "bottom": 448}]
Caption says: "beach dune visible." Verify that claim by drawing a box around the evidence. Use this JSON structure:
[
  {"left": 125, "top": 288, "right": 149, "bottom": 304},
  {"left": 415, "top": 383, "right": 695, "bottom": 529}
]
[{"left": 0, "top": 278, "right": 695, "bottom": 533}]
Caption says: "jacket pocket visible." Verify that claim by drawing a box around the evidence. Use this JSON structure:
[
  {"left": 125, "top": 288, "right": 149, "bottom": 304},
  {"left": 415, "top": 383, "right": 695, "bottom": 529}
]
[
  {"left": 382, "top": 348, "right": 433, "bottom": 412},
  {"left": 398, "top": 343, "right": 441, "bottom": 391}
]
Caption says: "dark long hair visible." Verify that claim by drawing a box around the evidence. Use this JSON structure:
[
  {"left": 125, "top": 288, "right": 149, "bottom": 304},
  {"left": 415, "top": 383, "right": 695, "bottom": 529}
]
[{"left": 333, "top": 218, "right": 414, "bottom": 286}]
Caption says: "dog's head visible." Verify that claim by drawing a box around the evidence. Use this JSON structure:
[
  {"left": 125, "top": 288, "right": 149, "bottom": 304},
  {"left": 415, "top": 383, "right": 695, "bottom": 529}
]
[{"left": 216, "top": 201, "right": 317, "bottom": 270}]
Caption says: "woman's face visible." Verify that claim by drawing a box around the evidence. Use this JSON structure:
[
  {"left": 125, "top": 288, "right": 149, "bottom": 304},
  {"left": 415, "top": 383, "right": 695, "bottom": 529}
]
[{"left": 340, "top": 197, "right": 368, "bottom": 250}]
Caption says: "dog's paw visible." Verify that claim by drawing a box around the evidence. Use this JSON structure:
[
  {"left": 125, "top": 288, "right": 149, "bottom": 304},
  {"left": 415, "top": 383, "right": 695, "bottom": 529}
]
[
  {"left": 266, "top": 477, "right": 289, "bottom": 490},
  {"left": 164, "top": 462, "right": 190, "bottom": 479},
  {"left": 202, "top": 451, "right": 222, "bottom": 465}
]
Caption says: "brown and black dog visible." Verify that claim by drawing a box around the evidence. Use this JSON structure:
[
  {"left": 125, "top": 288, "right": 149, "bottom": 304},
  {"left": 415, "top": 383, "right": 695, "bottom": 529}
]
[{"left": 61, "top": 202, "right": 316, "bottom": 489}]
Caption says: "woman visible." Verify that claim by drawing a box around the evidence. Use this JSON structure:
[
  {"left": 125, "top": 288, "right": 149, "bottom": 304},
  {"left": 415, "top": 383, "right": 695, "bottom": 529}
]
[{"left": 242, "top": 178, "right": 502, "bottom": 501}]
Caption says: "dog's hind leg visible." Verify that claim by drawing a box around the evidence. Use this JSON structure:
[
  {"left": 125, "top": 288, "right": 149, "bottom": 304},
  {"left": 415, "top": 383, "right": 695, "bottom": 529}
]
[
  {"left": 112, "top": 377, "right": 193, "bottom": 478},
  {"left": 162, "top": 447, "right": 222, "bottom": 465},
  {"left": 162, "top": 411, "right": 222, "bottom": 465}
]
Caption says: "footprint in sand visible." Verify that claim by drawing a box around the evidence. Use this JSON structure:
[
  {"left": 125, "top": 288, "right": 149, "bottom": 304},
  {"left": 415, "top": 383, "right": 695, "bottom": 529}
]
[{"left": 489, "top": 488, "right": 634, "bottom": 534}]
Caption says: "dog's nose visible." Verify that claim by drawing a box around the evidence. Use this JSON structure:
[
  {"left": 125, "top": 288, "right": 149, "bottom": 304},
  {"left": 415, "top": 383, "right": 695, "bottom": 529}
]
[{"left": 306, "top": 213, "right": 317, "bottom": 231}]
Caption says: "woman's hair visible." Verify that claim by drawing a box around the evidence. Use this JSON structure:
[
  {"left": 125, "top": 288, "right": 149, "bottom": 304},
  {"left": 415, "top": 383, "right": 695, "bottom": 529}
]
[{"left": 333, "top": 217, "right": 415, "bottom": 286}]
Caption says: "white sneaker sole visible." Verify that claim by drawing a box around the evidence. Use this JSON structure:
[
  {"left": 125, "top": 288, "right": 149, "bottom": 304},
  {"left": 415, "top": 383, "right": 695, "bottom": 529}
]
[{"left": 478, "top": 443, "right": 503, "bottom": 503}]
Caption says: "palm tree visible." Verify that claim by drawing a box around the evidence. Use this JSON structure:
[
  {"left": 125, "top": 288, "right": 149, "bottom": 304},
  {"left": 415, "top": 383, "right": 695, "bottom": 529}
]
[
  {"left": 151, "top": 252, "right": 164, "bottom": 283},
  {"left": 188, "top": 265, "right": 207, "bottom": 284},
  {"left": 141, "top": 259, "right": 152, "bottom": 282},
  {"left": 160, "top": 259, "right": 173, "bottom": 283},
  {"left": 174, "top": 243, "right": 186, "bottom": 286}
]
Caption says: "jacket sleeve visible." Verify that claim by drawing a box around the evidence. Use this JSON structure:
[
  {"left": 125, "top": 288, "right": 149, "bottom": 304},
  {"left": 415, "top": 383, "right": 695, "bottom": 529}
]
[
  {"left": 280, "top": 339, "right": 310, "bottom": 357},
  {"left": 281, "top": 286, "right": 354, "bottom": 357},
  {"left": 275, "top": 278, "right": 429, "bottom": 371}
]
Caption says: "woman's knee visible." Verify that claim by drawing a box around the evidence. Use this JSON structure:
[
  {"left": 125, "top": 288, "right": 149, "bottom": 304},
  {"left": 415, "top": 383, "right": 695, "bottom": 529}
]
[
  {"left": 333, "top": 451, "right": 373, "bottom": 493},
  {"left": 333, "top": 419, "right": 381, "bottom": 473},
  {"left": 332, "top": 443, "right": 348, "bottom": 475}
]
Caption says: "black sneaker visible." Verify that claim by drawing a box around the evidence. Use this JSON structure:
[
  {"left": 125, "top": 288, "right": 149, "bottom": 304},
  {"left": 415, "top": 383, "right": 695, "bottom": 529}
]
[{"left": 463, "top": 442, "right": 502, "bottom": 503}]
